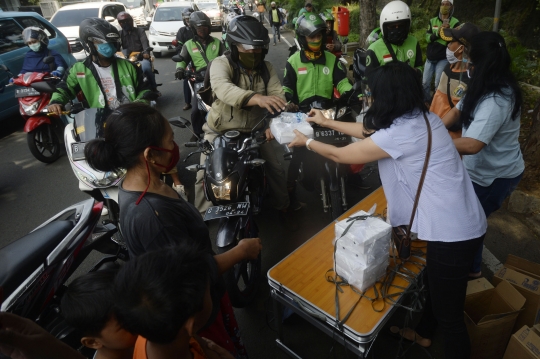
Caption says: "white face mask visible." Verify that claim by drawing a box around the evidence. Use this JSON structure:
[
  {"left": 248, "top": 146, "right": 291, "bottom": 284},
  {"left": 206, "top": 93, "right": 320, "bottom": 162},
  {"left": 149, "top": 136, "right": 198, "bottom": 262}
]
[
  {"left": 446, "top": 44, "right": 463, "bottom": 64},
  {"left": 29, "top": 43, "right": 41, "bottom": 52}
]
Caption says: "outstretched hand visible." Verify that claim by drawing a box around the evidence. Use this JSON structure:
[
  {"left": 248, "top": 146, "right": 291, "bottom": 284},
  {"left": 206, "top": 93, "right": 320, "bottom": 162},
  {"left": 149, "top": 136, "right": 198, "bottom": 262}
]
[
  {"left": 288, "top": 129, "right": 309, "bottom": 148},
  {"left": 307, "top": 109, "right": 330, "bottom": 126},
  {"left": 238, "top": 237, "right": 262, "bottom": 260},
  {"left": 255, "top": 94, "right": 287, "bottom": 114}
]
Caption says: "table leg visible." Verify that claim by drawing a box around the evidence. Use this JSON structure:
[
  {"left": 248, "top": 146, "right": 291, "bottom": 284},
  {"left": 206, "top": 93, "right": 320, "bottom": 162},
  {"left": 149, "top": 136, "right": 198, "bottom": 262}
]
[{"left": 271, "top": 289, "right": 284, "bottom": 341}]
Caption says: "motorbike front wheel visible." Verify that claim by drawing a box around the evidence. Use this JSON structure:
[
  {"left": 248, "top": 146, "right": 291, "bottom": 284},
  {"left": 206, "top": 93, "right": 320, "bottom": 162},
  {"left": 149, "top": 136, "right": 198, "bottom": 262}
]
[
  {"left": 330, "top": 188, "right": 344, "bottom": 220},
  {"left": 217, "top": 238, "right": 261, "bottom": 308},
  {"left": 27, "top": 125, "right": 61, "bottom": 163}
]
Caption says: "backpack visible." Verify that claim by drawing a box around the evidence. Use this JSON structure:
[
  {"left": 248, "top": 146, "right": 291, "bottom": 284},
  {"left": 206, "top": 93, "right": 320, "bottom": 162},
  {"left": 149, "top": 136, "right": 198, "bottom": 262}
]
[{"left": 197, "top": 52, "right": 271, "bottom": 106}]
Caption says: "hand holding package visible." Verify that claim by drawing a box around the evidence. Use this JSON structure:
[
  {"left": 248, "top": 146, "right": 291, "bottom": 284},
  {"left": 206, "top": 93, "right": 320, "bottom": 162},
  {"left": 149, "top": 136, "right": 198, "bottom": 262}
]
[{"left": 270, "top": 112, "right": 314, "bottom": 144}]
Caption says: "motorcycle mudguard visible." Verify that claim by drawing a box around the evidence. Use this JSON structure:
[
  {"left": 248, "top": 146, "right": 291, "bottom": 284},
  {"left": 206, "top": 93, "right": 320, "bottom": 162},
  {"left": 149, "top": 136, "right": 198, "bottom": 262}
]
[
  {"left": 215, "top": 215, "right": 249, "bottom": 248},
  {"left": 325, "top": 161, "right": 340, "bottom": 192},
  {"left": 24, "top": 116, "right": 51, "bottom": 133}
]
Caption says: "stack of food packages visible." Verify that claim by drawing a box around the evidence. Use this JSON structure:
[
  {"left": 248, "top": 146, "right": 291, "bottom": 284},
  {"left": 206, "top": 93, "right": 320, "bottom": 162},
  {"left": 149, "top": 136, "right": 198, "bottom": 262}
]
[
  {"left": 269, "top": 112, "right": 313, "bottom": 144},
  {"left": 334, "top": 210, "right": 391, "bottom": 292}
]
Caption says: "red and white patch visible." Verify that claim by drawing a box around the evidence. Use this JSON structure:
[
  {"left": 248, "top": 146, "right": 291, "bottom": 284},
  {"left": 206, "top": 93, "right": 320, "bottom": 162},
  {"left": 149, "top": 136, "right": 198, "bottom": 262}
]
[
  {"left": 76, "top": 72, "right": 85, "bottom": 78},
  {"left": 192, "top": 47, "right": 199, "bottom": 53},
  {"left": 383, "top": 54, "right": 393, "bottom": 63},
  {"left": 298, "top": 67, "right": 307, "bottom": 75}
]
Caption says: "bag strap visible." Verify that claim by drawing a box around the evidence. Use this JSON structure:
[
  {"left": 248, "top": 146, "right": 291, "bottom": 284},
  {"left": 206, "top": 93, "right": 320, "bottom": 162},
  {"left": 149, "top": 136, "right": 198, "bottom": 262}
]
[
  {"left": 382, "top": 38, "right": 398, "bottom": 63},
  {"left": 446, "top": 70, "right": 455, "bottom": 109},
  {"left": 193, "top": 40, "right": 210, "bottom": 66},
  {"left": 405, "top": 113, "right": 432, "bottom": 239}
]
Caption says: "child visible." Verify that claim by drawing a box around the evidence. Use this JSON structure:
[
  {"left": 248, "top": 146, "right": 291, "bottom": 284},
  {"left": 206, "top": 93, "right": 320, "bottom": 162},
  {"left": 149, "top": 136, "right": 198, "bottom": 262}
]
[
  {"left": 61, "top": 268, "right": 137, "bottom": 359},
  {"left": 113, "top": 247, "right": 236, "bottom": 359}
]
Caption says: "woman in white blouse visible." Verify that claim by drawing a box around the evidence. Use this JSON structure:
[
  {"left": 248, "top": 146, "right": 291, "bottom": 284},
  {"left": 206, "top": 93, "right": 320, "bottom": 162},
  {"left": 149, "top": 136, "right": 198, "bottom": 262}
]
[{"left": 289, "top": 62, "right": 487, "bottom": 359}]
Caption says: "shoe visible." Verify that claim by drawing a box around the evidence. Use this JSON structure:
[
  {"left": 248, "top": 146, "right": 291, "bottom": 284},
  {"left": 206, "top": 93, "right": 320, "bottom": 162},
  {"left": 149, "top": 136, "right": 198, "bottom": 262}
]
[
  {"left": 101, "top": 206, "right": 109, "bottom": 216},
  {"left": 273, "top": 43, "right": 276, "bottom": 46},
  {"left": 172, "top": 184, "right": 188, "bottom": 201},
  {"left": 183, "top": 103, "right": 192, "bottom": 110},
  {"left": 388, "top": 326, "right": 431, "bottom": 348}
]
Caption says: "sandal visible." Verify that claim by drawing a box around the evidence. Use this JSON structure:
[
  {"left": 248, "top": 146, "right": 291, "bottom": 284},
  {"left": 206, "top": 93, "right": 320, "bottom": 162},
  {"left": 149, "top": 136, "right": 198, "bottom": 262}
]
[{"left": 389, "top": 326, "right": 431, "bottom": 348}]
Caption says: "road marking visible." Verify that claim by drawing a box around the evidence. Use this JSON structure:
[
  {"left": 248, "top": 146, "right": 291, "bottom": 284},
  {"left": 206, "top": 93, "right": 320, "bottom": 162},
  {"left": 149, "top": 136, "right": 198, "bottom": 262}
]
[
  {"left": 482, "top": 244, "right": 503, "bottom": 274},
  {"left": 281, "top": 36, "right": 292, "bottom": 47}
]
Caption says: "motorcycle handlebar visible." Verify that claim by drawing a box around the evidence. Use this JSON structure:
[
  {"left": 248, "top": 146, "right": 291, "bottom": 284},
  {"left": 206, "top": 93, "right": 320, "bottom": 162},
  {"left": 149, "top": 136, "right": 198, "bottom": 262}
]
[{"left": 185, "top": 142, "right": 199, "bottom": 147}]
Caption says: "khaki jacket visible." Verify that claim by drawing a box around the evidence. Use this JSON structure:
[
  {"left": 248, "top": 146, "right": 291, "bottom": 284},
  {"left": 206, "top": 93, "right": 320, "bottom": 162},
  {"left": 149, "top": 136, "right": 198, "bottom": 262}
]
[{"left": 206, "top": 55, "right": 285, "bottom": 134}]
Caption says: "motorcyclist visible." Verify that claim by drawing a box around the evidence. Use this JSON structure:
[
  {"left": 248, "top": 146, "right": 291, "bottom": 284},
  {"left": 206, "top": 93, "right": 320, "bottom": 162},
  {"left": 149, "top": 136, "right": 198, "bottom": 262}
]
[
  {"left": 365, "top": 1, "right": 423, "bottom": 76},
  {"left": 117, "top": 11, "right": 160, "bottom": 96},
  {"left": 175, "top": 8, "right": 195, "bottom": 110},
  {"left": 320, "top": 11, "right": 342, "bottom": 57},
  {"left": 195, "top": 16, "right": 298, "bottom": 228},
  {"left": 12, "top": 27, "right": 67, "bottom": 80},
  {"left": 282, "top": 12, "right": 353, "bottom": 210},
  {"left": 174, "top": 11, "right": 225, "bottom": 139},
  {"left": 47, "top": 18, "right": 150, "bottom": 124}
]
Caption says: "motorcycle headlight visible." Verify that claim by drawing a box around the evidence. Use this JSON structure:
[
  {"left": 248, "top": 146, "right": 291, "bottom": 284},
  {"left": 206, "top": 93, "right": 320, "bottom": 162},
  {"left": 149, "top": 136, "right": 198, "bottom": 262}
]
[
  {"left": 321, "top": 107, "right": 336, "bottom": 120},
  {"left": 336, "top": 107, "right": 347, "bottom": 119},
  {"left": 20, "top": 101, "right": 41, "bottom": 116},
  {"left": 149, "top": 26, "right": 158, "bottom": 36},
  {"left": 94, "top": 168, "right": 127, "bottom": 187},
  {"left": 211, "top": 181, "right": 232, "bottom": 201}
]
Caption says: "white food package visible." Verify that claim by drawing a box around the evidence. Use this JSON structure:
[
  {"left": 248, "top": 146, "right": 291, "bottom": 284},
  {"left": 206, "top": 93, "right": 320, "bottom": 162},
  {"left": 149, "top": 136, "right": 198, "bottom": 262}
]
[
  {"left": 333, "top": 210, "right": 391, "bottom": 291},
  {"left": 270, "top": 112, "right": 314, "bottom": 144}
]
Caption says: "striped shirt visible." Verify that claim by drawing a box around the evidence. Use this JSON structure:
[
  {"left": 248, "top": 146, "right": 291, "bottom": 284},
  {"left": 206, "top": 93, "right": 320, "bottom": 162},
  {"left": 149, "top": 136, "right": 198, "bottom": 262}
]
[{"left": 370, "top": 111, "right": 487, "bottom": 242}]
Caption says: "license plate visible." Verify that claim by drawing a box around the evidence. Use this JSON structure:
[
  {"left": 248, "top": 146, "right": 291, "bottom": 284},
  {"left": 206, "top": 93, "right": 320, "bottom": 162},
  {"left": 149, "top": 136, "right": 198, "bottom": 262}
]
[
  {"left": 204, "top": 202, "right": 250, "bottom": 221},
  {"left": 314, "top": 127, "right": 351, "bottom": 145},
  {"left": 71, "top": 142, "right": 87, "bottom": 161},
  {"left": 15, "top": 87, "right": 40, "bottom": 98}
]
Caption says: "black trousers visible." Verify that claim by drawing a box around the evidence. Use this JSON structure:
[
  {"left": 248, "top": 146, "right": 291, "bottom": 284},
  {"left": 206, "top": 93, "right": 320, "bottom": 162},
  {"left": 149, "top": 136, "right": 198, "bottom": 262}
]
[
  {"left": 191, "top": 89, "right": 204, "bottom": 136},
  {"left": 415, "top": 234, "right": 484, "bottom": 359}
]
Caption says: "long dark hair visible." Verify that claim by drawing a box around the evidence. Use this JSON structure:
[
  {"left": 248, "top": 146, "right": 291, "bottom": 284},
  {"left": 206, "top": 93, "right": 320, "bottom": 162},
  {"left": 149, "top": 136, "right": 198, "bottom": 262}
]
[
  {"left": 460, "top": 31, "right": 522, "bottom": 129},
  {"left": 85, "top": 103, "right": 167, "bottom": 171},
  {"left": 363, "top": 61, "right": 427, "bottom": 136}
]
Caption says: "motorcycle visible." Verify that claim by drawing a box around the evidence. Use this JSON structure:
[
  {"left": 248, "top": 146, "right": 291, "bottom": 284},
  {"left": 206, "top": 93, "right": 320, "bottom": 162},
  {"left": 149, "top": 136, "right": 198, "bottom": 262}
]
[
  {"left": 171, "top": 54, "right": 209, "bottom": 114},
  {"left": 0, "top": 58, "right": 67, "bottom": 163},
  {"left": 116, "top": 46, "right": 161, "bottom": 96},
  {"left": 248, "top": 1, "right": 253, "bottom": 11},
  {"left": 172, "top": 115, "right": 269, "bottom": 308},
  {"left": 286, "top": 83, "right": 362, "bottom": 220},
  {"left": 0, "top": 198, "right": 122, "bottom": 347}
]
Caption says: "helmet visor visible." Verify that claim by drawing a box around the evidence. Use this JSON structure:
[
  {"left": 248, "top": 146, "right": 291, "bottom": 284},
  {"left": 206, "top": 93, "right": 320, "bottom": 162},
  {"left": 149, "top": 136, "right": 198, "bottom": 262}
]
[
  {"left": 22, "top": 27, "right": 44, "bottom": 44},
  {"left": 88, "top": 36, "right": 120, "bottom": 44},
  {"left": 237, "top": 43, "right": 269, "bottom": 51}
]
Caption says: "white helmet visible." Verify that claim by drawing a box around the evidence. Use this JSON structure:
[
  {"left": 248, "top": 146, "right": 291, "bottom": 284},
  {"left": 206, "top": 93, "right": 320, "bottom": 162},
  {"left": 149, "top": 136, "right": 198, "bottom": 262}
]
[{"left": 379, "top": 1, "right": 411, "bottom": 45}]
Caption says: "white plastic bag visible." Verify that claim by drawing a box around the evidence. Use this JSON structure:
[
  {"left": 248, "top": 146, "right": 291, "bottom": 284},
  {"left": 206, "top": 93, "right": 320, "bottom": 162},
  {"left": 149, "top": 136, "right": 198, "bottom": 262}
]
[{"left": 270, "top": 112, "right": 314, "bottom": 144}]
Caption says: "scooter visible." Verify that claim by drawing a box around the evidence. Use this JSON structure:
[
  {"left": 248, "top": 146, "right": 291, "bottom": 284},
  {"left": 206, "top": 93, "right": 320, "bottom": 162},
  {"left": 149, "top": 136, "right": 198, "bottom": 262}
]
[
  {"left": 0, "top": 198, "right": 122, "bottom": 345},
  {"left": 0, "top": 58, "right": 67, "bottom": 163},
  {"left": 116, "top": 46, "right": 161, "bottom": 97},
  {"left": 173, "top": 115, "right": 270, "bottom": 308}
]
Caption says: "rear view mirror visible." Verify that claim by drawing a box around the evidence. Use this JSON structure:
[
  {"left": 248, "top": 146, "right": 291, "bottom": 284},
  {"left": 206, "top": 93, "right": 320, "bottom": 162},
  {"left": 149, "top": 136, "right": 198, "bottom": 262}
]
[
  {"left": 43, "top": 56, "right": 55, "bottom": 64},
  {"left": 171, "top": 54, "right": 182, "bottom": 62},
  {"left": 169, "top": 116, "right": 191, "bottom": 128}
]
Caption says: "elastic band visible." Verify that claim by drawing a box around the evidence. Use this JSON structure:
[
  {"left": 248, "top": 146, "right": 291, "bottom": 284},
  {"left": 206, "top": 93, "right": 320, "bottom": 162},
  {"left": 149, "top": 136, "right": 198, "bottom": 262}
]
[{"left": 135, "top": 160, "right": 151, "bottom": 205}]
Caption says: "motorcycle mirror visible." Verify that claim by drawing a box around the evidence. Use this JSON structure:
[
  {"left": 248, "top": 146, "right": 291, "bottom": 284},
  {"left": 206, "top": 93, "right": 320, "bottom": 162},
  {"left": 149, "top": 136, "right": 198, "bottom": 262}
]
[
  {"left": 171, "top": 54, "right": 183, "bottom": 62},
  {"left": 342, "top": 37, "right": 349, "bottom": 45},
  {"left": 186, "top": 164, "right": 200, "bottom": 172},
  {"left": 169, "top": 116, "right": 191, "bottom": 128},
  {"left": 43, "top": 56, "right": 55, "bottom": 65},
  {"left": 246, "top": 159, "right": 265, "bottom": 166}
]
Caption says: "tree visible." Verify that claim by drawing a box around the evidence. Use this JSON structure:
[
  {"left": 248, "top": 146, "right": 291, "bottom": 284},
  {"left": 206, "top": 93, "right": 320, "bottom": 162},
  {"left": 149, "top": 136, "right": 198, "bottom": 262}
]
[{"left": 358, "top": 0, "right": 377, "bottom": 47}]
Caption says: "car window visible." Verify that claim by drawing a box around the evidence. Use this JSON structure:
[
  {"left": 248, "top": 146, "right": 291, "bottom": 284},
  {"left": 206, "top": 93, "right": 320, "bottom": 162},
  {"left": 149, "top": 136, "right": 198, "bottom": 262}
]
[
  {"left": 102, "top": 5, "right": 125, "bottom": 18},
  {"left": 50, "top": 8, "right": 100, "bottom": 27},
  {"left": 154, "top": 7, "right": 187, "bottom": 21},
  {"left": 196, "top": 2, "right": 218, "bottom": 10},
  {"left": 15, "top": 17, "right": 56, "bottom": 39},
  {"left": 0, "top": 19, "right": 25, "bottom": 55}
]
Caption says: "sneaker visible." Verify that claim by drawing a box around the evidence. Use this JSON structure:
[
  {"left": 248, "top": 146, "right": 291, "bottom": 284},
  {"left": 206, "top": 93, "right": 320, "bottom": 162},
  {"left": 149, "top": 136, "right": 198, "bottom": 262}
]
[
  {"left": 183, "top": 103, "right": 192, "bottom": 110},
  {"left": 101, "top": 206, "right": 109, "bottom": 216},
  {"left": 273, "top": 43, "right": 276, "bottom": 46},
  {"left": 172, "top": 184, "right": 188, "bottom": 201}
]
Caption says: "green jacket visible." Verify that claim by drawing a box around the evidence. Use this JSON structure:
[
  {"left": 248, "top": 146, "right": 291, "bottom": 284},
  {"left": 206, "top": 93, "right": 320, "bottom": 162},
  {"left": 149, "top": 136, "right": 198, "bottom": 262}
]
[
  {"left": 283, "top": 50, "right": 352, "bottom": 107},
  {"left": 50, "top": 57, "right": 149, "bottom": 108},
  {"left": 426, "top": 16, "right": 460, "bottom": 61},
  {"left": 176, "top": 37, "right": 224, "bottom": 72},
  {"left": 365, "top": 35, "right": 423, "bottom": 74}
]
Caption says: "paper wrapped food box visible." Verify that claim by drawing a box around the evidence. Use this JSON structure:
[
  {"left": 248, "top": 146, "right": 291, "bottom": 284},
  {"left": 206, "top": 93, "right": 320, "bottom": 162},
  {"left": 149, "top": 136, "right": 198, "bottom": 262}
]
[{"left": 270, "top": 112, "right": 314, "bottom": 144}]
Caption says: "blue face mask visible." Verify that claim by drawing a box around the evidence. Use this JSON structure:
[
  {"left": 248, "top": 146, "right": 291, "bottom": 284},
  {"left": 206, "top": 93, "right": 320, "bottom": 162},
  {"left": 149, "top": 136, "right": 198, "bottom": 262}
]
[{"left": 96, "top": 43, "right": 116, "bottom": 58}]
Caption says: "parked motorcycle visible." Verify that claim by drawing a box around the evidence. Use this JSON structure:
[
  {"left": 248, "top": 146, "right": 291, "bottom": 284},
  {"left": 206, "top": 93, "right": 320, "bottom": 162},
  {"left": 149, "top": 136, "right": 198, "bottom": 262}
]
[
  {"left": 1, "top": 59, "right": 67, "bottom": 163},
  {"left": 0, "top": 198, "right": 122, "bottom": 346},
  {"left": 172, "top": 115, "right": 269, "bottom": 308}
]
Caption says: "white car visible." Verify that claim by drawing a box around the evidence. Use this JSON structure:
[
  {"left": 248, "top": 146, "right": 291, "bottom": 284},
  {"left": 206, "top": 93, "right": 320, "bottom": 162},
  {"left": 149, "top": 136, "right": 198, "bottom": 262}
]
[
  {"left": 195, "top": 0, "right": 222, "bottom": 30},
  {"left": 50, "top": 2, "right": 126, "bottom": 61},
  {"left": 148, "top": 2, "right": 198, "bottom": 57}
]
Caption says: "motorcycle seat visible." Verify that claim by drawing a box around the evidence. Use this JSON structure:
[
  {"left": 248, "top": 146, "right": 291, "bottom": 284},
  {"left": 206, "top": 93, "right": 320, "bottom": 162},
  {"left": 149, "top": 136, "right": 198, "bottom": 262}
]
[{"left": 0, "top": 220, "right": 74, "bottom": 299}]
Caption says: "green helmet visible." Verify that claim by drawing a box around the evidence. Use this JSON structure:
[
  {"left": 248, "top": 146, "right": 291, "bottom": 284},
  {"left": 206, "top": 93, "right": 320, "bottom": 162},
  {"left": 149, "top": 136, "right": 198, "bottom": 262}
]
[{"left": 295, "top": 12, "right": 327, "bottom": 51}]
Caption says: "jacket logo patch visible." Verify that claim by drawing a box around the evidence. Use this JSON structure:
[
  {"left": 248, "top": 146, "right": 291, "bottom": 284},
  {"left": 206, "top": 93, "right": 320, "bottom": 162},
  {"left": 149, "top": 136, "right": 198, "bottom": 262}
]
[
  {"left": 212, "top": 44, "right": 217, "bottom": 51},
  {"left": 192, "top": 47, "right": 199, "bottom": 53},
  {"left": 76, "top": 72, "right": 85, "bottom": 78},
  {"left": 383, "top": 54, "right": 392, "bottom": 63},
  {"left": 298, "top": 67, "right": 308, "bottom": 75},
  {"left": 407, "top": 49, "right": 414, "bottom": 59},
  {"left": 323, "top": 66, "right": 330, "bottom": 75}
]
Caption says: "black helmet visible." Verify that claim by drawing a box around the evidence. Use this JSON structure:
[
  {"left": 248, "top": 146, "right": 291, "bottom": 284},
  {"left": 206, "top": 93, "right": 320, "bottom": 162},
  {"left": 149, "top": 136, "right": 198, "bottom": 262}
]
[
  {"left": 295, "top": 12, "right": 327, "bottom": 51},
  {"left": 182, "top": 8, "right": 194, "bottom": 26},
  {"left": 226, "top": 15, "right": 269, "bottom": 62},
  {"left": 189, "top": 11, "right": 211, "bottom": 34},
  {"left": 79, "top": 18, "right": 121, "bottom": 55}
]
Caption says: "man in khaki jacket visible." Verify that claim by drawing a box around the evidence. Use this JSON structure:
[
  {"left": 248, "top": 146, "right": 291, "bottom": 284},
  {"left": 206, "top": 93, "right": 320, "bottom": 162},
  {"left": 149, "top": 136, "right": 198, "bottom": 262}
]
[{"left": 194, "top": 16, "right": 299, "bottom": 225}]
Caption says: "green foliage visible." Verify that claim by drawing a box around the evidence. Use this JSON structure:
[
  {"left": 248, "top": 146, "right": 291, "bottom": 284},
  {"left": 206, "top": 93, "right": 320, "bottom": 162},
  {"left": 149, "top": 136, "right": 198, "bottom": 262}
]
[
  {"left": 500, "top": 30, "right": 540, "bottom": 87},
  {"left": 283, "top": 0, "right": 338, "bottom": 24},
  {"left": 348, "top": 4, "right": 359, "bottom": 36}
]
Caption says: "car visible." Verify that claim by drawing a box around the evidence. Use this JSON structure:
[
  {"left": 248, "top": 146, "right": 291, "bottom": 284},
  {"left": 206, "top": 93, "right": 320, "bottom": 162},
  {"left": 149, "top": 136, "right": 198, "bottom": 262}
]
[
  {"left": 113, "top": 0, "right": 155, "bottom": 28},
  {"left": 195, "top": 0, "right": 222, "bottom": 30},
  {"left": 148, "top": 1, "right": 198, "bottom": 57},
  {"left": 50, "top": 2, "right": 126, "bottom": 61},
  {"left": 0, "top": 12, "right": 77, "bottom": 122}
]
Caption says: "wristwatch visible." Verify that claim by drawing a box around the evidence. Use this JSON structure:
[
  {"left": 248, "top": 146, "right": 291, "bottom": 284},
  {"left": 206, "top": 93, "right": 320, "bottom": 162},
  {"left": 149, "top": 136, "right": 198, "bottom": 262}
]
[{"left": 306, "top": 138, "right": 314, "bottom": 151}]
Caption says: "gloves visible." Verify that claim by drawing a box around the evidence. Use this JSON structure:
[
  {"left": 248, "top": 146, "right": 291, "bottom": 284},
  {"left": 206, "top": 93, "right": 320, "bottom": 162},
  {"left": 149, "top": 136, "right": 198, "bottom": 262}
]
[
  {"left": 8, "top": 78, "right": 14, "bottom": 83},
  {"left": 430, "top": 33, "right": 437, "bottom": 42},
  {"left": 51, "top": 71, "right": 61, "bottom": 77},
  {"left": 175, "top": 67, "right": 185, "bottom": 80}
]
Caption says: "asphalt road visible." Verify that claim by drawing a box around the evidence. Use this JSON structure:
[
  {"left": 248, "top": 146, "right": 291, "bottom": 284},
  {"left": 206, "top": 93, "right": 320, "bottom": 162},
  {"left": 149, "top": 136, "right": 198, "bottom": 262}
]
[{"left": 4, "top": 22, "right": 529, "bottom": 359}]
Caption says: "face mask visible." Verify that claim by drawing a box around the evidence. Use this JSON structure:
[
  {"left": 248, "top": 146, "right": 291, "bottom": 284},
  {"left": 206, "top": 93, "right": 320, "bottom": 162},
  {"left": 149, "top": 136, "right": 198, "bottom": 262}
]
[
  {"left": 440, "top": 5, "right": 451, "bottom": 15},
  {"left": 446, "top": 44, "right": 463, "bottom": 64},
  {"left": 307, "top": 39, "right": 322, "bottom": 52},
  {"left": 238, "top": 52, "right": 262, "bottom": 70},
  {"left": 150, "top": 141, "right": 180, "bottom": 173},
  {"left": 386, "top": 27, "right": 408, "bottom": 46},
  {"left": 120, "top": 23, "right": 133, "bottom": 31},
  {"left": 29, "top": 43, "right": 41, "bottom": 52},
  {"left": 96, "top": 43, "right": 116, "bottom": 58}
]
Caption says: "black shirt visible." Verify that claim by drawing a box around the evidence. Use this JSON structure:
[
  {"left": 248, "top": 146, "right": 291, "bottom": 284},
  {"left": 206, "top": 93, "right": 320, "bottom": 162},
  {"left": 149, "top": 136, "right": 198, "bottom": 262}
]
[
  {"left": 118, "top": 183, "right": 212, "bottom": 257},
  {"left": 119, "top": 28, "right": 150, "bottom": 54}
]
